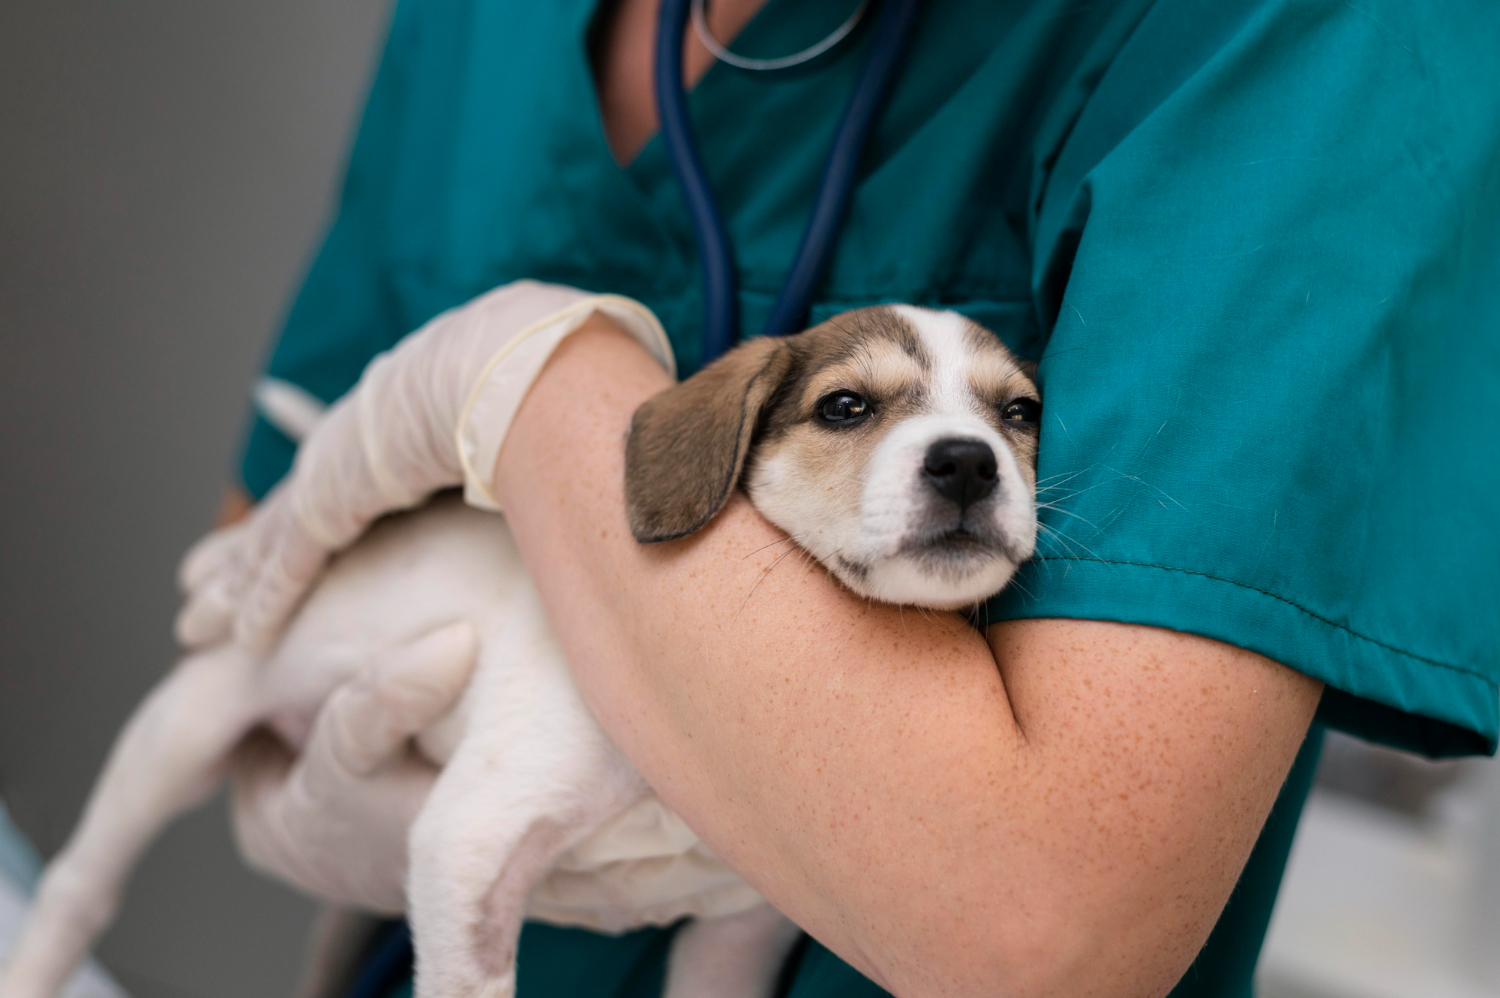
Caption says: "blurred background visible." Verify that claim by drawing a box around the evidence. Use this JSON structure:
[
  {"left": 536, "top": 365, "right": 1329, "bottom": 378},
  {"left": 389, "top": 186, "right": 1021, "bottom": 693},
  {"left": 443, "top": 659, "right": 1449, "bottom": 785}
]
[
  {"left": 0, "top": 3, "right": 1495, "bottom": 998},
  {"left": 1259, "top": 733, "right": 1500, "bottom": 998},
  {"left": 0, "top": 2, "right": 389, "bottom": 996}
]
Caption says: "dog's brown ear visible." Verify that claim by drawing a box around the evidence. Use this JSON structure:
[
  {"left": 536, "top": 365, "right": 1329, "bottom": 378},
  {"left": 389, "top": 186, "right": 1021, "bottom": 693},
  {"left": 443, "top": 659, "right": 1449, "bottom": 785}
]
[{"left": 626, "top": 336, "right": 793, "bottom": 543}]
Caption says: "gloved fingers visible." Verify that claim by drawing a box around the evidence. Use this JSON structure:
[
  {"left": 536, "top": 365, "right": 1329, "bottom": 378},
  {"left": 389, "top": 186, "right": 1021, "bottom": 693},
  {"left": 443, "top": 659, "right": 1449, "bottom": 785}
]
[
  {"left": 295, "top": 738, "right": 440, "bottom": 848},
  {"left": 228, "top": 731, "right": 386, "bottom": 908},
  {"left": 175, "top": 519, "right": 259, "bottom": 648},
  {"left": 178, "top": 518, "right": 251, "bottom": 592},
  {"left": 229, "top": 723, "right": 429, "bottom": 913},
  {"left": 177, "top": 554, "right": 261, "bottom": 650},
  {"left": 319, "top": 621, "right": 479, "bottom": 777},
  {"left": 174, "top": 573, "right": 240, "bottom": 648},
  {"left": 233, "top": 521, "right": 329, "bottom": 653},
  {"left": 176, "top": 487, "right": 299, "bottom": 650}
]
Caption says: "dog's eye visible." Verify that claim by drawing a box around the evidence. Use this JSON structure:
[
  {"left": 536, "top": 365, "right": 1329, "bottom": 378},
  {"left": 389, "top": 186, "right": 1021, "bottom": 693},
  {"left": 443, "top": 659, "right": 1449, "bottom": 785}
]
[
  {"left": 817, "top": 391, "right": 871, "bottom": 426},
  {"left": 1000, "top": 398, "right": 1041, "bottom": 424}
]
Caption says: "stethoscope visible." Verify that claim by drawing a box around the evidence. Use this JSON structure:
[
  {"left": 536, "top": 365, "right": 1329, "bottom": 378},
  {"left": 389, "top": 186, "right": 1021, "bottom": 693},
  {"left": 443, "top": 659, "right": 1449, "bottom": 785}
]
[{"left": 655, "top": 0, "right": 925, "bottom": 363}]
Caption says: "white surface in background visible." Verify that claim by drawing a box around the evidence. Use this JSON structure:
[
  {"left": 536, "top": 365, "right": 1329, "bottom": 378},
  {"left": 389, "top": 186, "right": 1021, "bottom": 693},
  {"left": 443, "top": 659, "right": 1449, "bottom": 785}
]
[
  {"left": 0, "top": 874, "right": 131, "bottom": 998},
  {"left": 0, "top": 800, "right": 41, "bottom": 896},
  {"left": 1472, "top": 756, "right": 1500, "bottom": 989},
  {"left": 1258, "top": 784, "right": 1499, "bottom": 998}
]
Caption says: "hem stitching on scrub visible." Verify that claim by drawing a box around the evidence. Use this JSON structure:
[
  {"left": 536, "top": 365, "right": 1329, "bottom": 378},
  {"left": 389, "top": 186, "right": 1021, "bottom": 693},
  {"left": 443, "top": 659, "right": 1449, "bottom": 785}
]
[{"left": 1027, "top": 556, "right": 1489, "bottom": 683}]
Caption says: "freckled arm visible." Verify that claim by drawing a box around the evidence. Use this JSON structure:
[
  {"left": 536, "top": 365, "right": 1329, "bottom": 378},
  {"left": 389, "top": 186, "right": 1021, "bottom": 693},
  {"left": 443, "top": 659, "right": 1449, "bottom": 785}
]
[{"left": 491, "top": 317, "right": 1322, "bottom": 998}]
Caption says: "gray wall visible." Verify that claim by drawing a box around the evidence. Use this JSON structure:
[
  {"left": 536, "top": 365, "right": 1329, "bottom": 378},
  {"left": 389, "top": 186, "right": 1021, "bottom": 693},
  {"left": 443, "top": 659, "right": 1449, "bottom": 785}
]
[{"left": 0, "top": 2, "right": 390, "bottom": 995}]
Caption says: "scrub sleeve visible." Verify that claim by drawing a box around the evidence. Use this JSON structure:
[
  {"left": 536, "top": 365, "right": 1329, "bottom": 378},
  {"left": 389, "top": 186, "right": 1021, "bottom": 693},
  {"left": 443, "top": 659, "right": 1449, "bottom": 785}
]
[
  {"left": 237, "top": 0, "right": 1500, "bottom": 995},
  {"left": 986, "top": 0, "right": 1500, "bottom": 761}
]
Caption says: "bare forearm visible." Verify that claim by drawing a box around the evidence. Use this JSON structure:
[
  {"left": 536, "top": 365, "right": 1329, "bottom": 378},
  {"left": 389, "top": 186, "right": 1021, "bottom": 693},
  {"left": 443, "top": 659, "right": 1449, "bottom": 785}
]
[{"left": 493, "top": 320, "right": 1320, "bottom": 997}]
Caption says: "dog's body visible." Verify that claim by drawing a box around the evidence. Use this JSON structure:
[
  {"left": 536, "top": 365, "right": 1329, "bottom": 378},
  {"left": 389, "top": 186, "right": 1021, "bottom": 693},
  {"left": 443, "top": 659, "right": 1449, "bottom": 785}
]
[
  {"left": 2, "top": 497, "right": 783, "bottom": 998},
  {"left": 1, "top": 306, "right": 1040, "bottom": 998}
]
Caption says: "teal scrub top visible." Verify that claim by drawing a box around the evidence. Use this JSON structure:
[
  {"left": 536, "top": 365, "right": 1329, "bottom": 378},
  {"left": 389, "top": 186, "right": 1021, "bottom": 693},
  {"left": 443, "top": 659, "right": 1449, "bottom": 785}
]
[{"left": 240, "top": 0, "right": 1500, "bottom": 994}]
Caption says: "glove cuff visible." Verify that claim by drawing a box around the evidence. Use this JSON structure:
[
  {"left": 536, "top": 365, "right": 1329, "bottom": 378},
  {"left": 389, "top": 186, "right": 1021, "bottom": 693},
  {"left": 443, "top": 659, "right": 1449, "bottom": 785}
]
[{"left": 456, "top": 294, "right": 675, "bottom": 512}]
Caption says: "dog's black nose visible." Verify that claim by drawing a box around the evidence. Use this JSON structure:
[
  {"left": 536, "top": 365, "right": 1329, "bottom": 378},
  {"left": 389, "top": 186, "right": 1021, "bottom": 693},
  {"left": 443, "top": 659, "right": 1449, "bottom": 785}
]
[{"left": 923, "top": 438, "right": 998, "bottom": 509}]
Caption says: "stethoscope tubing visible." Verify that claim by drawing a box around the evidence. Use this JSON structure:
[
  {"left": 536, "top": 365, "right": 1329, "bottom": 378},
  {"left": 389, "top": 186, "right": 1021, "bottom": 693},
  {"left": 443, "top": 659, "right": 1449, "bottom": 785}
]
[
  {"left": 656, "top": 0, "right": 741, "bottom": 363},
  {"left": 761, "top": 0, "right": 923, "bottom": 341},
  {"left": 655, "top": 0, "right": 925, "bottom": 363}
]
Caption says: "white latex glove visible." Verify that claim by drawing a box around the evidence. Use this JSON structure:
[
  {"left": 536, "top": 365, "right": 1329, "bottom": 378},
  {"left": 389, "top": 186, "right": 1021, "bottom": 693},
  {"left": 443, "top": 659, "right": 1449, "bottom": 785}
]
[
  {"left": 176, "top": 281, "right": 674, "bottom": 651},
  {"left": 229, "top": 622, "right": 478, "bottom": 913},
  {"left": 230, "top": 619, "right": 764, "bottom": 928}
]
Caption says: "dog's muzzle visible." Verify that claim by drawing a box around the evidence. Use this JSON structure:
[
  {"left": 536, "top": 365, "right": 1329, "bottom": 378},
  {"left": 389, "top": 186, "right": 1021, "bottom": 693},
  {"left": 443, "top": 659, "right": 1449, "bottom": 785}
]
[{"left": 922, "top": 437, "right": 998, "bottom": 511}]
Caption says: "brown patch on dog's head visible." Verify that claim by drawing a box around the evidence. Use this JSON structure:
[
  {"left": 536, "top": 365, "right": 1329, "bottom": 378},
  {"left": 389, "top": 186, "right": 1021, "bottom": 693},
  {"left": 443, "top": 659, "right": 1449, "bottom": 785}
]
[
  {"left": 626, "top": 305, "right": 1040, "bottom": 609},
  {"left": 624, "top": 308, "right": 922, "bottom": 543},
  {"left": 754, "top": 307, "right": 931, "bottom": 443},
  {"left": 626, "top": 335, "right": 793, "bottom": 542}
]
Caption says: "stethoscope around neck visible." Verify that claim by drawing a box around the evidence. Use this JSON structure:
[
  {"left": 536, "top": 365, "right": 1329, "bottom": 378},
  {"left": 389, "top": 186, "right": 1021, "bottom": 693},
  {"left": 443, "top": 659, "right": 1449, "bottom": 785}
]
[{"left": 654, "top": 0, "right": 925, "bottom": 365}]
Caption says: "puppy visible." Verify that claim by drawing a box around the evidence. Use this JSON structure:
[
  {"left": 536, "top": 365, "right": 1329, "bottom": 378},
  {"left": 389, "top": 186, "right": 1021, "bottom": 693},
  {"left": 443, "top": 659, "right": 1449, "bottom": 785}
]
[{"left": 0, "top": 305, "right": 1039, "bottom": 998}]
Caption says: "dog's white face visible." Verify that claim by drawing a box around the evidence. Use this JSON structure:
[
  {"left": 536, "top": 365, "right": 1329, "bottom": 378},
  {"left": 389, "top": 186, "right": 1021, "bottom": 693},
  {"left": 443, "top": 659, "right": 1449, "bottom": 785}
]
[
  {"left": 626, "top": 305, "right": 1040, "bottom": 610},
  {"left": 745, "top": 306, "right": 1038, "bottom": 608}
]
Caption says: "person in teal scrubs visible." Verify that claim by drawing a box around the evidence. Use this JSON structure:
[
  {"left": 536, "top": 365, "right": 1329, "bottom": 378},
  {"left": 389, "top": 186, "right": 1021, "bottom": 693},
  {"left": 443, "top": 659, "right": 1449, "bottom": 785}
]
[{"left": 230, "top": 0, "right": 1500, "bottom": 994}]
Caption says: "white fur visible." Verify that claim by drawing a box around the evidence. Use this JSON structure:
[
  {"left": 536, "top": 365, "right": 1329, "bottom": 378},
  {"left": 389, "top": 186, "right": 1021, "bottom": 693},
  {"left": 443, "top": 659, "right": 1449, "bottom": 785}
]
[
  {"left": 0, "top": 499, "right": 795, "bottom": 998},
  {"left": 751, "top": 306, "right": 1036, "bottom": 609}
]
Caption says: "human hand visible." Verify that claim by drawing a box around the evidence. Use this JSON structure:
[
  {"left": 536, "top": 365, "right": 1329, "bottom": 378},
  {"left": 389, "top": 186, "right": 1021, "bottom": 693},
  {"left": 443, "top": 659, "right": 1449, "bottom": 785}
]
[
  {"left": 175, "top": 281, "right": 673, "bottom": 651},
  {"left": 228, "top": 622, "right": 477, "bottom": 913}
]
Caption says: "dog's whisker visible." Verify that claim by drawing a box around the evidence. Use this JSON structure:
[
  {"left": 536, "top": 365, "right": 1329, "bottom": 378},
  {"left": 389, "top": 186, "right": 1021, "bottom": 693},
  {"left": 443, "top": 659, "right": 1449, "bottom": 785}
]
[
  {"left": 742, "top": 533, "right": 797, "bottom": 560},
  {"left": 1033, "top": 481, "right": 1090, "bottom": 499},
  {"left": 1003, "top": 573, "right": 1037, "bottom": 603},
  {"left": 1038, "top": 478, "right": 1112, "bottom": 503},
  {"left": 822, "top": 313, "right": 858, "bottom": 340},
  {"left": 1035, "top": 522, "right": 1082, "bottom": 557},
  {"left": 1035, "top": 521, "right": 1105, "bottom": 563},
  {"left": 794, "top": 548, "right": 820, "bottom": 584},
  {"left": 1034, "top": 503, "right": 1102, "bottom": 531},
  {"left": 1035, "top": 519, "right": 1088, "bottom": 553},
  {"left": 1098, "top": 464, "right": 1188, "bottom": 510},
  {"left": 736, "top": 544, "right": 807, "bottom": 618},
  {"left": 1035, "top": 461, "right": 1104, "bottom": 485}
]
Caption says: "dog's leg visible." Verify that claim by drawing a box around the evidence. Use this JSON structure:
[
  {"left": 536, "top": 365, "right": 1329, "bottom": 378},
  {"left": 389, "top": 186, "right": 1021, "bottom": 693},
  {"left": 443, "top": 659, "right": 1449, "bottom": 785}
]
[
  {"left": 405, "top": 749, "right": 639, "bottom": 998},
  {"left": 0, "top": 646, "right": 262, "bottom": 998},
  {"left": 663, "top": 905, "right": 803, "bottom": 998},
  {"left": 405, "top": 644, "right": 643, "bottom": 998}
]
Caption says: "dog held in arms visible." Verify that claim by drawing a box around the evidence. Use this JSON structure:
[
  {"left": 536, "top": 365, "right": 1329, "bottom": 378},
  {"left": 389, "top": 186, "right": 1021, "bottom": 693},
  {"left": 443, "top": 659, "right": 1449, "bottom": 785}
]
[{"left": 0, "top": 305, "right": 1040, "bottom": 998}]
